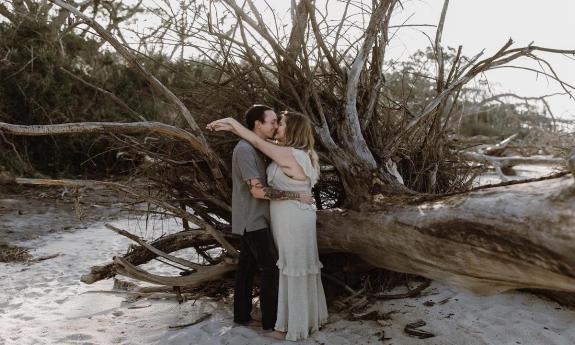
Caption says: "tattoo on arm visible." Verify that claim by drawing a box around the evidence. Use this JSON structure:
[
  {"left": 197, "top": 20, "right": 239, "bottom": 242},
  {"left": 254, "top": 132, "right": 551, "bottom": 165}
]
[
  {"left": 247, "top": 180, "right": 300, "bottom": 201},
  {"left": 262, "top": 187, "right": 300, "bottom": 200}
]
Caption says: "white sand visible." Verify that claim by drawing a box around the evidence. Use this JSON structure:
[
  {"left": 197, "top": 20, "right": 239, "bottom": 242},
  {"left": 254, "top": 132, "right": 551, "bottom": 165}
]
[{"left": 1, "top": 217, "right": 574, "bottom": 345}]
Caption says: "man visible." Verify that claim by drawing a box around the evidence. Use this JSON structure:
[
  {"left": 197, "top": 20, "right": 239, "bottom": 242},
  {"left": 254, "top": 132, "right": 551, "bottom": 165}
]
[{"left": 231, "top": 104, "right": 313, "bottom": 331}]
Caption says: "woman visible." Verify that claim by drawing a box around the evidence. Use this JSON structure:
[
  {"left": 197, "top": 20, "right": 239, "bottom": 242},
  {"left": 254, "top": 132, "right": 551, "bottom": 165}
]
[{"left": 208, "top": 112, "right": 328, "bottom": 341}]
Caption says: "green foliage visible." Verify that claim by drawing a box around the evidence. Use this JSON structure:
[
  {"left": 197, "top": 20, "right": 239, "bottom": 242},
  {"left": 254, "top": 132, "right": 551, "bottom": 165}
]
[{"left": 0, "top": 17, "right": 215, "bottom": 177}]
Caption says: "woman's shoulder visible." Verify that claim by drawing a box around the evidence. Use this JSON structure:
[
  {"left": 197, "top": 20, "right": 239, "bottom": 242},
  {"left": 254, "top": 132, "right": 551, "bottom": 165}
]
[
  {"left": 289, "top": 147, "right": 309, "bottom": 157},
  {"left": 290, "top": 148, "right": 316, "bottom": 172}
]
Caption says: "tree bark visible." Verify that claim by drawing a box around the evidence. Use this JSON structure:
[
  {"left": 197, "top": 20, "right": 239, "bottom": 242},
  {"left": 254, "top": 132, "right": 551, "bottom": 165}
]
[{"left": 316, "top": 175, "right": 575, "bottom": 295}]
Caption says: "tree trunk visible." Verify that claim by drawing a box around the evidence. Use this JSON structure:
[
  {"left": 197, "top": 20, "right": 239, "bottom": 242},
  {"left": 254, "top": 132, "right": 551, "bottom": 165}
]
[
  {"left": 316, "top": 175, "right": 575, "bottom": 295},
  {"left": 75, "top": 174, "right": 575, "bottom": 298}
]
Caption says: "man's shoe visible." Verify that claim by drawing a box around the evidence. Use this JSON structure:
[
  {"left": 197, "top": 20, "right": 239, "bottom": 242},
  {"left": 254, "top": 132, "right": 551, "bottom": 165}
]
[{"left": 234, "top": 319, "right": 261, "bottom": 328}]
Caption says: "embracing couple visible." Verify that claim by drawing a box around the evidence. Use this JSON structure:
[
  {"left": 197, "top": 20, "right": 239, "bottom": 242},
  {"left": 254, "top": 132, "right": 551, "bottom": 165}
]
[{"left": 207, "top": 105, "right": 328, "bottom": 341}]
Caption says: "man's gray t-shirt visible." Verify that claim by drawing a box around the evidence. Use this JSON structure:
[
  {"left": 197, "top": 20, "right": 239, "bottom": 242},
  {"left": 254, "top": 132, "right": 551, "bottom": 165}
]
[{"left": 232, "top": 140, "right": 270, "bottom": 235}]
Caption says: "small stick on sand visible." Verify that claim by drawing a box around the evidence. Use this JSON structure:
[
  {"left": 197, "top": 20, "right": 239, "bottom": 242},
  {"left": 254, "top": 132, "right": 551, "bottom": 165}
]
[{"left": 169, "top": 313, "right": 212, "bottom": 329}]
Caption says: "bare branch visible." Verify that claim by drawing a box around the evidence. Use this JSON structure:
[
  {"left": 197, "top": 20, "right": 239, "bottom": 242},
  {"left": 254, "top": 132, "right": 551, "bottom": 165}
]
[
  {"left": 343, "top": 0, "right": 395, "bottom": 167},
  {"left": 434, "top": 0, "right": 449, "bottom": 92},
  {"left": 114, "top": 258, "right": 235, "bottom": 287},
  {"left": 105, "top": 223, "right": 205, "bottom": 270},
  {"left": 304, "top": 0, "right": 343, "bottom": 78},
  {"left": 0, "top": 121, "right": 208, "bottom": 155}
]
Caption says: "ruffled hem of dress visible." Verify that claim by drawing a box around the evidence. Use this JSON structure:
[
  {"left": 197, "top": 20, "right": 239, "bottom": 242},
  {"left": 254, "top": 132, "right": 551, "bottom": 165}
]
[
  {"left": 275, "top": 316, "right": 329, "bottom": 341},
  {"left": 276, "top": 261, "right": 323, "bottom": 276}
]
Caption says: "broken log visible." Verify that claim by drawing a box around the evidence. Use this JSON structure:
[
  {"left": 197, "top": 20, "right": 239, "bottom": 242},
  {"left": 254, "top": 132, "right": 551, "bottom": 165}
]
[
  {"left": 81, "top": 230, "right": 238, "bottom": 284},
  {"left": 460, "top": 151, "right": 564, "bottom": 168},
  {"left": 460, "top": 151, "right": 565, "bottom": 180},
  {"left": 113, "top": 258, "right": 235, "bottom": 287},
  {"left": 79, "top": 174, "right": 575, "bottom": 298},
  {"left": 105, "top": 223, "right": 205, "bottom": 270},
  {"left": 481, "top": 133, "right": 518, "bottom": 156},
  {"left": 317, "top": 175, "right": 575, "bottom": 295}
]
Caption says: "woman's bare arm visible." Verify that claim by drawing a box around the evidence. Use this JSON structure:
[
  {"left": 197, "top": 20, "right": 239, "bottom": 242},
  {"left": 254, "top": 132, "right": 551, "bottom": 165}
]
[{"left": 207, "top": 118, "right": 306, "bottom": 179}]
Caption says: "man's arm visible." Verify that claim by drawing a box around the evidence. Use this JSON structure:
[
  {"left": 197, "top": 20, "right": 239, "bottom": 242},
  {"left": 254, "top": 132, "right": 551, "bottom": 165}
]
[{"left": 247, "top": 178, "right": 313, "bottom": 203}]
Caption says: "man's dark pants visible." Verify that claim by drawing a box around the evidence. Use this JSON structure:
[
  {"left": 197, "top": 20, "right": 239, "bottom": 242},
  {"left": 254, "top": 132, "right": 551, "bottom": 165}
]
[{"left": 234, "top": 228, "right": 279, "bottom": 330}]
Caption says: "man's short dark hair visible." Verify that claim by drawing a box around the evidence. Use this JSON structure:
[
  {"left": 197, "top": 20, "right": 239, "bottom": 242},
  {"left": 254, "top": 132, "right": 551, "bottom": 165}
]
[{"left": 245, "top": 104, "right": 273, "bottom": 130}]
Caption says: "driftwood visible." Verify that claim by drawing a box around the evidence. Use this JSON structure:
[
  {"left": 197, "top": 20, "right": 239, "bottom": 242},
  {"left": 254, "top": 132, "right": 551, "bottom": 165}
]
[
  {"left": 459, "top": 133, "right": 565, "bottom": 180},
  {"left": 0, "top": 122, "right": 208, "bottom": 155},
  {"left": 80, "top": 230, "right": 235, "bottom": 284},
  {"left": 461, "top": 151, "right": 565, "bottom": 180},
  {"left": 73, "top": 173, "right": 575, "bottom": 297},
  {"left": 404, "top": 320, "right": 435, "bottom": 339},
  {"left": 481, "top": 134, "right": 519, "bottom": 156},
  {"left": 461, "top": 152, "right": 564, "bottom": 168},
  {"left": 169, "top": 314, "right": 212, "bottom": 329},
  {"left": 317, "top": 175, "right": 575, "bottom": 295},
  {"left": 113, "top": 258, "right": 235, "bottom": 287},
  {"left": 105, "top": 223, "right": 205, "bottom": 270}
]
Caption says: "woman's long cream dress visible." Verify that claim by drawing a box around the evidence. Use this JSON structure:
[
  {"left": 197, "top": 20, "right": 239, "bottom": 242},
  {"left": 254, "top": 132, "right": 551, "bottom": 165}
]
[{"left": 267, "top": 148, "right": 328, "bottom": 341}]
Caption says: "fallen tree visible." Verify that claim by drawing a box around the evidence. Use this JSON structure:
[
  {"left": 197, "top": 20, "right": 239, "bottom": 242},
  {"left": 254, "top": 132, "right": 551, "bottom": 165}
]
[
  {"left": 1, "top": 0, "right": 574, "bottom": 303},
  {"left": 8, "top": 160, "right": 575, "bottom": 297}
]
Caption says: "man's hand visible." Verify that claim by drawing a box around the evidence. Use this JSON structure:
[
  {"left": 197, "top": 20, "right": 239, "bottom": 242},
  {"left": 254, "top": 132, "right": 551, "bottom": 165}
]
[{"left": 298, "top": 193, "right": 315, "bottom": 205}]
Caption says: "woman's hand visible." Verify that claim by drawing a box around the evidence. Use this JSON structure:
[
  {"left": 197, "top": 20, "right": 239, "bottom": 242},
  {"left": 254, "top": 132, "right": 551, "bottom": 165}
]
[{"left": 206, "top": 117, "right": 238, "bottom": 133}]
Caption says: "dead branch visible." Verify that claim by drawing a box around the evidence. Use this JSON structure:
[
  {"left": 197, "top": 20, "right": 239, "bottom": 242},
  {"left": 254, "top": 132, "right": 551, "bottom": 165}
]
[
  {"left": 105, "top": 223, "right": 205, "bottom": 270},
  {"left": 480, "top": 133, "right": 518, "bottom": 156},
  {"left": 461, "top": 152, "right": 564, "bottom": 168},
  {"left": 113, "top": 258, "right": 235, "bottom": 287},
  {"left": 0, "top": 121, "right": 207, "bottom": 155},
  {"left": 371, "top": 280, "right": 431, "bottom": 300},
  {"left": 342, "top": 1, "right": 393, "bottom": 168},
  {"left": 81, "top": 230, "right": 234, "bottom": 284}
]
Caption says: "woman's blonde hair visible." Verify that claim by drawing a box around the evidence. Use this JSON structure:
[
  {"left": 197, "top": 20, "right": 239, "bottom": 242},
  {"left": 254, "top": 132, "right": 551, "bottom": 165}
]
[{"left": 280, "top": 111, "right": 320, "bottom": 174}]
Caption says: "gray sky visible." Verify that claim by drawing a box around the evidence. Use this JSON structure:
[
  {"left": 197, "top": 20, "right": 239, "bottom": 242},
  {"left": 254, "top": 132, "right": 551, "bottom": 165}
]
[
  {"left": 392, "top": 0, "right": 575, "bottom": 120},
  {"left": 247, "top": 0, "right": 575, "bottom": 120}
]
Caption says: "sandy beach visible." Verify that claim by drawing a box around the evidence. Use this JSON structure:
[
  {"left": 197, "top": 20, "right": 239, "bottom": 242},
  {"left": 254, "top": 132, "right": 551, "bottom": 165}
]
[
  {"left": 2, "top": 0, "right": 575, "bottom": 343},
  {"left": 1, "top": 209, "right": 574, "bottom": 345}
]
